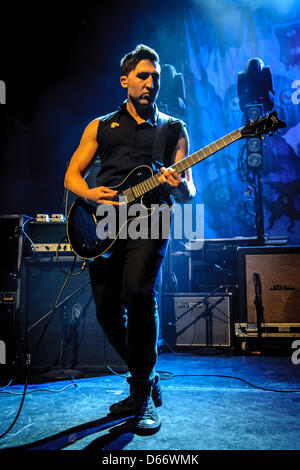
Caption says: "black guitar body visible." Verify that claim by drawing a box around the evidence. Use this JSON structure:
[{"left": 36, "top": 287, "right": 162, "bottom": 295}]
[{"left": 67, "top": 165, "right": 157, "bottom": 260}]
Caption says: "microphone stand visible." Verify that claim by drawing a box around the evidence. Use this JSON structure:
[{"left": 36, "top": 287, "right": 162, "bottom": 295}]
[
  {"left": 194, "top": 264, "right": 237, "bottom": 353},
  {"left": 253, "top": 271, "right": 264, "bottom": 350},
  {"left": 185, "top": 271, "right": 237, "bottom": 354},
  {"left": 27, "top": 282, "right": 89, "bottom": 380}
]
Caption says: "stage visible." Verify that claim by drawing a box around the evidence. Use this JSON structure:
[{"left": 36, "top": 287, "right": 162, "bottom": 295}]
[
  {"left": 1, "top": 0, "right": 300, "bottom": 459},
  {"left": 1, "top": 350, "right": 300, "bottom": 453}
]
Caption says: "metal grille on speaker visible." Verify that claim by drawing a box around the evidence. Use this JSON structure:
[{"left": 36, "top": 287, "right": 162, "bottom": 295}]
[{"left": 237, "top": 246, "right": 300, "bottom": 324}]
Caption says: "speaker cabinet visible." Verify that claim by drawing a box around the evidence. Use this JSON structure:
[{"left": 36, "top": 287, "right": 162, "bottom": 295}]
[
  {"left": 0, "top": 298, "right": 20, "bottom": 376},
  {"left": 0, "top": 215, "right": 23, "bottom": 292},
  {"left": 21, "top": 256, "right": 127, "bottom": 373},
  {"left": 161, "top": 293, "right": 232, "bottom": 347},
  {"left": 0, "top": 215, "right": 23, "bottom": 377},
  {"left": 237, "top": 246, "right": 300, "bottom": 325}
]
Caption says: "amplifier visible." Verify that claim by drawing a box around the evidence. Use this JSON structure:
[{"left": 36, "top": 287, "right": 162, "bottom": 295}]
[
  {"left": 23, "top": 220, "right": 72, "bottom": 254},
  {"left": 20, "top": 256, "right": 127, "bottom": 373},
  {"left": 161, "top": 293, "right": 232, "bottom": 347},
  {"left": 187, "top": 238, "right": 287, "bottom": 289},
  {"left": 237, "top": 246, "right": 300, "bottom": 328},
  {"left": 0, "top": 215, "right": 23, "bottom": 376},
  {"left": 0, "top": 294, "right": 21, "bottom": 376},
  {"left": 0, "top": 215, "right": 23, "bottom": 291}
]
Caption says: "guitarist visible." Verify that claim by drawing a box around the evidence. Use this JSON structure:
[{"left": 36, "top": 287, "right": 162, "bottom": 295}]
[{"left": 64, "top": 44, "right": 195, "bottom": 434}]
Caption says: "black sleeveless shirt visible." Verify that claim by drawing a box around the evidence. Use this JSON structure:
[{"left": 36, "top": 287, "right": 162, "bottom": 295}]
[{"left": 95, "top": 102, "right": 185, "bottom": 189}]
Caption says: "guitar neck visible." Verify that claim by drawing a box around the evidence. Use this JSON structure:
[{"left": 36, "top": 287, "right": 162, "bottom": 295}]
[
  {"left": 171, "top": 128, "right": 242, "bottom": 173},
  {"left": 131, "top": 128, "right": 242, "bottom": 198}
]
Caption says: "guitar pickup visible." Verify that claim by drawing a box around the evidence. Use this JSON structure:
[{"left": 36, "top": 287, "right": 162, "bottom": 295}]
[{"left": 120, "top": 189, "right": 134, "bottom": 204}]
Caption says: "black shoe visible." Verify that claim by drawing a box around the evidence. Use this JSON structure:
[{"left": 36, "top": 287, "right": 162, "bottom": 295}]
[
  {"left": 109, "top": 395, "right": 136, "bottom": 414},
  {"left": 109, "top": 378, "right": 162, "bottom": 414},
  {"left": 134, "top": 396, "right": 161, "bottom": 435}
]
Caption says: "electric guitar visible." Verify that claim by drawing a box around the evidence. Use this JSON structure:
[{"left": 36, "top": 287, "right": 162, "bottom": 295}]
[{"left": 66, "top": 110, "right": 286, "bottom": 260}]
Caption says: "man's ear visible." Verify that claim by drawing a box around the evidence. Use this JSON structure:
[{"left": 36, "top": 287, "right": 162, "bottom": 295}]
[{"left": 120, "top": 75, "right": 128, "bottom": 88}]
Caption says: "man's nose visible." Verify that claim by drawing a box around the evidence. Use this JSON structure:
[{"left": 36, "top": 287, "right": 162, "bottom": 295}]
[{"left": 146, "top": 76, "right": 154, "bottom": 89}]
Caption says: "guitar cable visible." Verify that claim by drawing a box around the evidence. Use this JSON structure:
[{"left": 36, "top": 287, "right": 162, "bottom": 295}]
[{"left": 55, "top": 236, "right": 88, "bottom": 277}]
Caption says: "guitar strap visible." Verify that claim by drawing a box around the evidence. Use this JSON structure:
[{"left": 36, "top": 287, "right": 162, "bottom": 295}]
[{"left": 152, "top": 111, "right": 171, "bottom": 167}]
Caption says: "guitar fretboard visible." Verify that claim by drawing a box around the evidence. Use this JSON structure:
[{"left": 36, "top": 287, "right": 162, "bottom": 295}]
[{"left": 131, "top": 128, "right": 242, "bottom": 198}]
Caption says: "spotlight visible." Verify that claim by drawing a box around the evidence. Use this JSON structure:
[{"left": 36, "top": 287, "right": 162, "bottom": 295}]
[
  {"left": 237, "top": 58, "right": 274, "bottom": 114},
  {"left": 247, "top": 152, "right": 263, "bottom": 169},
  {"left": 159, "top": 64, "right": 186, "bottom": 118},
  {"left": 244, "top": 103, "right": 264, "bottom": 172},
  {"left": 247, "top": 137, "right": 262, "bottom": 153},
  {"left": 246, "top": 105, "right": 263, "bottom": 121},
  {"left": 237, "top": 58, "right": 275, "bottom": 242}
]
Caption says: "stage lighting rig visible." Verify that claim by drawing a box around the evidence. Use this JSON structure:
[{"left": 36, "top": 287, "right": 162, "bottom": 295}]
[
  {"left": 237, "top": 58, "right": 275, "bottom": 242},
  {"left": 158, "top": 64, "right": 187, "bottom": 292},
  {"left": 158, "top": 64, "right": 186, "bottom": 118},
  {"left": 237, "top": 58, "right": 274, "bottom": 114}
]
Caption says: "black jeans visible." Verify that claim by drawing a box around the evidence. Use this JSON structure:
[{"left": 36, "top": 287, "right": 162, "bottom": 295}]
[{"left": 89, "top": 236, "right": 168, "bottom": 399}]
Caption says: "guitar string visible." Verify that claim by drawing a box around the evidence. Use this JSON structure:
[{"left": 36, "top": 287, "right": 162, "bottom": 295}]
[{"left": 131, "top": 129, "right": 242, "bottom": 198}]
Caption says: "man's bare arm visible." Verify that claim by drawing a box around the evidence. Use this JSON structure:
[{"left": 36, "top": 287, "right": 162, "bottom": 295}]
[
  {"left": 158, "top": 126, "right": 196, "bottom": 203},
  {"left": 64, "top": 119, "right": 119, "bottom": 205}
]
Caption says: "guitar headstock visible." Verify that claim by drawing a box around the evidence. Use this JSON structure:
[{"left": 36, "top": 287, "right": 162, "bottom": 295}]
[{"left": 241, "top": 110, "right": 286, "bottom": 138}]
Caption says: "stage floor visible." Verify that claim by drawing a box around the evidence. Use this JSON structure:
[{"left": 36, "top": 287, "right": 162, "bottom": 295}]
[{"left": 0, "top": 350, "right": 300, "bottom": 453}]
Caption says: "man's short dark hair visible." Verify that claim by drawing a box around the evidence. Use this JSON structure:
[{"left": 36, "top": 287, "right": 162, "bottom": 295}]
[{"left": 120, "top": 44, "right": 160, "bottom": 76}]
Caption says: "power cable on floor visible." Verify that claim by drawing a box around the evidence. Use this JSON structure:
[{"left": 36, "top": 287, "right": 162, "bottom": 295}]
[
  {"left": 156, "top": 371, "right": 300, "bottom": 393},
  {"left": 156, "top": 338, "right": 300, "bottom": 393},
  {"left": 102, "top": 346, "right": 300, "bottom": 394},
  {"left": 0, "top": 382, "right": 76, "bottom": 395}
]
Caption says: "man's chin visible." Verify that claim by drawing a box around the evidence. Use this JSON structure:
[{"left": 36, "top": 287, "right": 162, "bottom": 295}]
[
  {"left": 138, "top": 98, "right": 154, "bottom": 107},
  {"left": 130, "top": 96, "right": 156, "bottom": 112}
]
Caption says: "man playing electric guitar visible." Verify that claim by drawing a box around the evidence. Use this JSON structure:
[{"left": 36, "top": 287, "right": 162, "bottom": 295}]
[{"left": 64, "top": 44, "right": 196, "bottom": 434}]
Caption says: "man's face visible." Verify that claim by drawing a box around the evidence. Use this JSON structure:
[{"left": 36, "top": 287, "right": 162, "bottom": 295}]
[{"left": 120, "top": 59, "right": 160, "bottom": 107}]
